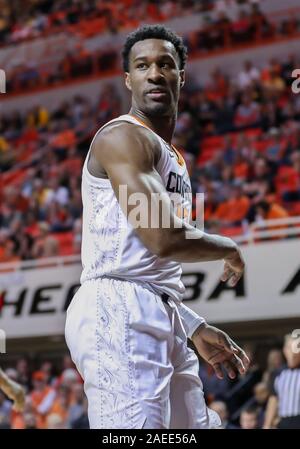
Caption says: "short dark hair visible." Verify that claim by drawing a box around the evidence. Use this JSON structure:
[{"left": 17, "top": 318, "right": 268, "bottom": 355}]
[
  {"left": 122, "top": 24, "right": 187, "bottom": 72},
  {"left": 256, "top": 200, "right": 270, "bottom": 213},
  {"left": 242, "top": 406, "right": 258, "bottom": 417}
]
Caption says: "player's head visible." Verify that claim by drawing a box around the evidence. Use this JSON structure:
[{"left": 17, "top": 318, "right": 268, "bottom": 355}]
[{"left": 122, "top": 25, "right": 187, "bottom": 117}]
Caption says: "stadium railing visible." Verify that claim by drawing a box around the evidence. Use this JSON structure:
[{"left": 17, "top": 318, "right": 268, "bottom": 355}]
[{"left": 0, "top": 217, "right": 299, "bottom": 272}]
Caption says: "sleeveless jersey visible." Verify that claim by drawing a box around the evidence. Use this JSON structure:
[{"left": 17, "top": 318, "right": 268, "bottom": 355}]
[{"left": 80, "top": 114, "right": 192, "bottom": 301}]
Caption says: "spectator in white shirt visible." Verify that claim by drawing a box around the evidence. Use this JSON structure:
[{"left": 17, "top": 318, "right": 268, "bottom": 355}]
[{"left": 238, "top": 60, "right": 260, "bottom": 89}]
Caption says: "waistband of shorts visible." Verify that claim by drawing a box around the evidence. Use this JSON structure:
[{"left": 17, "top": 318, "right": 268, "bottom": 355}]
[{"left": 82, "top": 275, "right": 172, "bottom": 304}]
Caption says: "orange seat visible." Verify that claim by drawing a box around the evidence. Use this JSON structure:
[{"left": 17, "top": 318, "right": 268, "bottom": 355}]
[
  {"left": 253, "top": 139, "right": 273, "bottom": 153},
  {"left": 276, "top": 166, "right": 299, "bottom": 195},
  {"left": 1, "top": 169, "right": 28, "bottom": 187},
  {"left": 244, "top": 127, "right": 263, "bottom": 138},
  {"left": 284, "top": 201, "right": 300, "bottom": 216},
  {"left": 201, "top": 136, "right": 224, "bottom": 148}
]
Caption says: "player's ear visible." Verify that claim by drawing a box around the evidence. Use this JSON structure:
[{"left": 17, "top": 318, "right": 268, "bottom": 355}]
[
  {"left": 125, "top": 73, "right": 132, "bottom": 91},
  {"left": 179, "top": 70, "right": 185, "bottom": 88}
]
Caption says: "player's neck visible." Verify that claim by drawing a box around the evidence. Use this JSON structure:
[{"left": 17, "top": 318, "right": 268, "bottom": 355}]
[{"left": 129, "top": 108, "right": 176, "bottom": 144}]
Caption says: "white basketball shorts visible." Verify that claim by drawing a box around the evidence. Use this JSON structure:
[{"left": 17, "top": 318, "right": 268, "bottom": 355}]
[{"left": 65, "top": 277, "right": 221, "bottom": 429}]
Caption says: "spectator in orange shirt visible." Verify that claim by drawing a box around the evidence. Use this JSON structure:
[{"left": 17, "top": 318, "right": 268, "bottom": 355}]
[
  {"left": 11, "top": 396, "right": 34, "bottom": 429},
  {"left": 256, "top": 200, "right": 289, "bottom": 221},
  {"left": 262, "top": 67, "right": 286, "bottom": 96},
  {"left": 30, "top": 371, "right": 56, "bottom": 429},
  {"left": 51, "top": 120, "right": 76, "bottom": 156},
  {"left": 211, "top": 184, "right": 250, "bottom": 228},
  {"left": 0, "top": 238, "right": 21, "bottom": 264},
  {"left": 234, "top": 152, "right": 250, "bottom": 182},
  {"left": 255, "top": 200, "right": 289, "bottom": 239}
]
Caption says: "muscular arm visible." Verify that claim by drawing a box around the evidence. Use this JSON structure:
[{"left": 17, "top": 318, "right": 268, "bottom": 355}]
[{"left": 90, "top": 122, "right": 244, "bottom": 285}]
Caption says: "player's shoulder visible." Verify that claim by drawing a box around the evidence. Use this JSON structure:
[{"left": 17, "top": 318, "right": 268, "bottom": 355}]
[
  {"left": 92, "top": 119, "right": 161, "bottom": 164},
  {"left": 95, "top": 119, "right": 158, "bottom": 147}
]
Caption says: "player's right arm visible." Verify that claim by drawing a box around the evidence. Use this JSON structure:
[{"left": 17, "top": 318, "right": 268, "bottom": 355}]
[{"left": 90, "top": 122, "right": 244, "bottom": 286}]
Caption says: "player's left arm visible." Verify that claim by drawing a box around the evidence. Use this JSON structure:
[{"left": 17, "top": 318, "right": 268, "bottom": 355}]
[
  {"left": 190, "top": 322, "right": 250, "bottom": 379},
  {"left": 176, "top": 302, "right": 250, "bottom": 380}
]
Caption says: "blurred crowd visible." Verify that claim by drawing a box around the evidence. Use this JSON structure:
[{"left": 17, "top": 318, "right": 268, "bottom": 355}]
[
  {"left": 1, "top": 334, "right": 299, "bottom": 429},
  {"left": 4, "top": 1, "right": 300, "bottom": 95},
  {"left": 1, "top": 0, "right": 300, "bottom": 262},
  {"left": 198, "top": 334, "right": 300, "bottom": 429},
  {"left": 0, "top": 0, "right": 221, "bottom": 46},
  {"left": 0, "top": 355, "right": 88, "bottom": 429},
  {"left": 0, "top": 84, "right": 121, "bottom": 262},
  {"left": 1, "top": 50, "right": 300, "bottom": 262},
  {"left": 177, "top": 55, "right": 300, "bottom": 235}
]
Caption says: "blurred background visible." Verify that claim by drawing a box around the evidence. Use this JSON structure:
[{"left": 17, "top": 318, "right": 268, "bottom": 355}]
[{"left": 0, "top": 0, "right": 300, "bottom": 429}]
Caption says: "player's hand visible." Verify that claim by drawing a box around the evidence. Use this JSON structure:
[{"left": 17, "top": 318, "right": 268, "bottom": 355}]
[
  {"left": 221, "top": 245, "right": 245, "bottom": 287},
  {"left": 192, "top": 324, "right": 250, "bottom": 380}
]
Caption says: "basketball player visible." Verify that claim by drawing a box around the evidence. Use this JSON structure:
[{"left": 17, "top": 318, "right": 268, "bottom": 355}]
[
  {"left": 65, "top": 25, "right": 250, "bottom": 429},
  {"left": 0, "top": 367, "right": 25, "bottom": 412}
]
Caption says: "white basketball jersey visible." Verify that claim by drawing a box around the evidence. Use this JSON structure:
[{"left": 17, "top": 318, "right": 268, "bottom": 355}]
[{"left": 80, "top": 114, "right": 192, "bottom": 301}]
